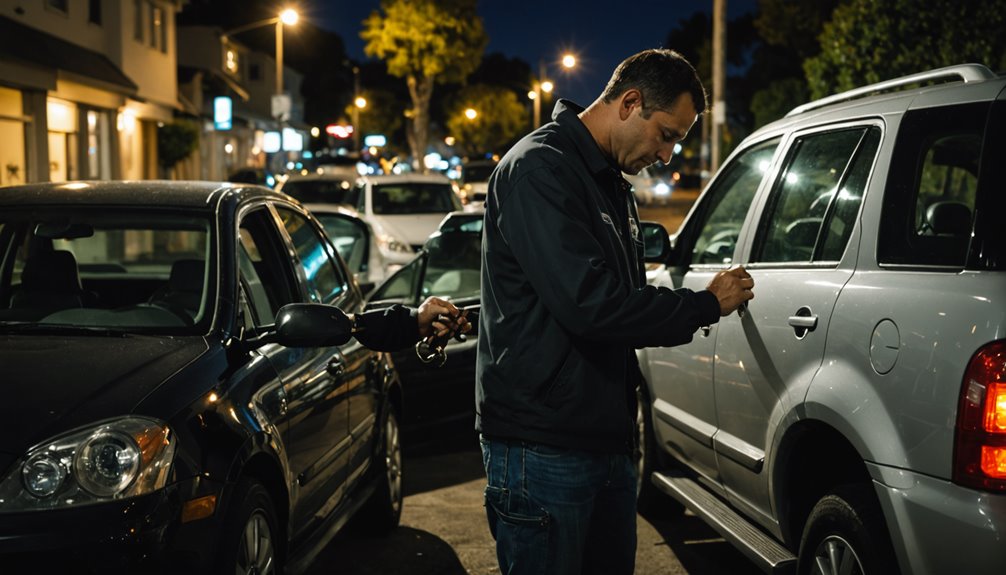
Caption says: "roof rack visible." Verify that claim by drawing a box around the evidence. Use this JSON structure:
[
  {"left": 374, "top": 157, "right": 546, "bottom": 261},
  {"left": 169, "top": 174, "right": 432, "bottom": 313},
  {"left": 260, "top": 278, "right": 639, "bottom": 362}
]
[{"left": 786, "top": 63, "right": 997, "bottom": 117}]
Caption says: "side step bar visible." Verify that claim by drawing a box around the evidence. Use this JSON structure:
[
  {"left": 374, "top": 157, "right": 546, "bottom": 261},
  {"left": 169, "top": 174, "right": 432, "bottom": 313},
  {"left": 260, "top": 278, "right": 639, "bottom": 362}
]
[{"left": 652, "top": 470, "right": 797, "bottom": 574}]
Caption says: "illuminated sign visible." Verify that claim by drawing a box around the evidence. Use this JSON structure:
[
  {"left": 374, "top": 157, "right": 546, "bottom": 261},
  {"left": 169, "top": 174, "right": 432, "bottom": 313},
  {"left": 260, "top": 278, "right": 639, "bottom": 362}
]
[
  {"left": 213, "top": 97, "right": 232, "bottom": 130},
  {"left": 364, "top": 134, "right": 387, "bottom": 147}
]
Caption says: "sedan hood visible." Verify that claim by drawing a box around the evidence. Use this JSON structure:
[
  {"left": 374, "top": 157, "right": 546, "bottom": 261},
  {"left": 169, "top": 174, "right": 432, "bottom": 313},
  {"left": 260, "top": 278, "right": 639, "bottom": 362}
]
[
  {"left": 371, "top": 214, "right": 447, "bottom": 248},
  {"left": 0, "top": 333, "right": 208, "bottom": 454}
]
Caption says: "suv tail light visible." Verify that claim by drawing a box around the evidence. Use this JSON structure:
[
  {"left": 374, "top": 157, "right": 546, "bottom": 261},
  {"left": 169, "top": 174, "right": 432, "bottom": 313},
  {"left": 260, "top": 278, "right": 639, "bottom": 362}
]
[{"left": 954, "top": 340, "right": 1006, "bottom": 491}]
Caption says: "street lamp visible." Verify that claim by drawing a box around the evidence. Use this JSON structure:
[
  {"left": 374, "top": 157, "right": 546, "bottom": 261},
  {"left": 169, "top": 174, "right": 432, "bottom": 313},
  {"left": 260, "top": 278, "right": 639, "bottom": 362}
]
[
  {"left": 353, "top": 95, "right": 367, "bottom": 152},
  {"left": 221, "top": 8, "right": 299, "bottom": 121},
  {"left": 530, "top": 53, "right": 576, "bottom": 129}
]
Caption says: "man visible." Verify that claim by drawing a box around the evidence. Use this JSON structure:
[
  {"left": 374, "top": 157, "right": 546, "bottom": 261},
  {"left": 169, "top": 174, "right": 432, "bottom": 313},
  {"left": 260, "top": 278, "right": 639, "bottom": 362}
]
[{"left": 476, "top": 49, "right": 754, "bottom": 574}]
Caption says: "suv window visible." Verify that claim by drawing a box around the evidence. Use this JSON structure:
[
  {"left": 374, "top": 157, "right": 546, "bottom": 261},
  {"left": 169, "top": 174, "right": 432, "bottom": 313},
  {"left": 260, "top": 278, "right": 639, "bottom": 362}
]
[
  {"left": 277, "top": 208, "right": 348, "bottom": 305},
  {"left": 879, "top": 102, "right": 987, "bottom": 267},
  {"left": 691, "top": 138, "right": 780, "bottom": 266},
  {"left": 755, "top": 126, "right": 880, "bottom": 263}
]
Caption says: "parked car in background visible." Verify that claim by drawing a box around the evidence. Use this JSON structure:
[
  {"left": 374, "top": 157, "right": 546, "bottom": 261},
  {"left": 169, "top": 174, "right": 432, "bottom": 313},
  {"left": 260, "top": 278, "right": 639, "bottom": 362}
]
[
  {"left": 227, "top": 167, "right": 278, "bottom": 188},
  {"left": 636, "top": 64, "right": 1006, "bottom": 575},
  {"left": 276, "top": 171, "right": 356, "bottom": 205},
  {"left": 367, "top": 210, "right": 483, "bottom": 444},
  {"left": 0, "top": 181, "right": 405, "bottom": 574},
  {"left": 625, "top": 163, "right": 674, "bottom": 206},
  {"left": 344, "top": 174, "right": 464, "bottom": 269},
  {"left": 458, "top": 159, "right": 497, "bottom": 206},
  {"left": 306, "top": 203, "right": 388, "bottom": 296}
]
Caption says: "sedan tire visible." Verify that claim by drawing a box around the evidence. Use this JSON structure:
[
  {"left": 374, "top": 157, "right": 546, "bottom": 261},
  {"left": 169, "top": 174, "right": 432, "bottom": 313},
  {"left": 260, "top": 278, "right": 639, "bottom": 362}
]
[
  {"left": 217, "top": 478, "right": 280, "bottom": 575},
  {"left": 354, "top": 409, "right": 403, "bottom": 534}
]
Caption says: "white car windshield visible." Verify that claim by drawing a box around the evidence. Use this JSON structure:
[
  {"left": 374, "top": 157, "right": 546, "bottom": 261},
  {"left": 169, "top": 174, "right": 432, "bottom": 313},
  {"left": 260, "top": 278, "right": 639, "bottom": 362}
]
[{"left": 371, "top": 183, "right": 461, "bottom": 215}]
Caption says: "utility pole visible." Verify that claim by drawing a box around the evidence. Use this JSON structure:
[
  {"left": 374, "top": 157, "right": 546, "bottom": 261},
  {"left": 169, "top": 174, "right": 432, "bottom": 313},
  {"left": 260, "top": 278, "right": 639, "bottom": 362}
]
[{"left": 711, "top": 0, "right": 726, "bottom": 174}]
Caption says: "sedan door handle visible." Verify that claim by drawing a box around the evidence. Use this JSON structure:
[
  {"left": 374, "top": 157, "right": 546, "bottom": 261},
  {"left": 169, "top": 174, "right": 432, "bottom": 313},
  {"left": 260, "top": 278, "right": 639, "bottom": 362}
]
[
  {"left": 326, "top": 358, "right": 345, "bottom": 378},
  {"left": 788, "top": 307, "right": 817, "bottom": 339}
]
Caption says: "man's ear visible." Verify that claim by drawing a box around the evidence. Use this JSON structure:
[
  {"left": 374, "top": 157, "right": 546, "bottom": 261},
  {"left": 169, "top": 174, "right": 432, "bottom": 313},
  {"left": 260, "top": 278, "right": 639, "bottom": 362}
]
[{"left": 618, "top": 89, "right": 643, "bottom": 121}]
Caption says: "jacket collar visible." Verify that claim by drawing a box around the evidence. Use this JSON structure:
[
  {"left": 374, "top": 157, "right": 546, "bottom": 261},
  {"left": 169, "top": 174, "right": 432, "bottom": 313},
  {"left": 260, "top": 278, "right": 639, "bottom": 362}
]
[{"left": 552, "top": 99, "right": 621, "bottom": 180}]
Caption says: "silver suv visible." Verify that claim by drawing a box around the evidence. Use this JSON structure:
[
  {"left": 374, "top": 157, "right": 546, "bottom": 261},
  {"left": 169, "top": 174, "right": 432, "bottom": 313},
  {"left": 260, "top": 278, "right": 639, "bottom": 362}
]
[{"left": 637, "top": 64, "right": 1006, "bottom": 575}]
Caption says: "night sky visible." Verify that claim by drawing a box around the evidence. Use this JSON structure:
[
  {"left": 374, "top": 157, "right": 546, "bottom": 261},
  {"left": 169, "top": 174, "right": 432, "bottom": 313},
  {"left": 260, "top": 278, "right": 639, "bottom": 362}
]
[{"left": 309, "top": 0, "right": 758, "bottom": 106}]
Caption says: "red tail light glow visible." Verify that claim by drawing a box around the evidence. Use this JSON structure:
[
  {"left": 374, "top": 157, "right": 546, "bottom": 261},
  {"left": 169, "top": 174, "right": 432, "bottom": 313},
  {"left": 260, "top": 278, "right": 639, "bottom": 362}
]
[{"left": 954, "top": 341, "right": 1006, "bottom": 490}]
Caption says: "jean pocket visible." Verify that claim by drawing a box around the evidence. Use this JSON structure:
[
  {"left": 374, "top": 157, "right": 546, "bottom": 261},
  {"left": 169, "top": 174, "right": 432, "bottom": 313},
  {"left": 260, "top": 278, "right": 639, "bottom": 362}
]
[
  {"left": 525, "top": 442, "right": 568, "bottom": 459},
  {"left": 484, "top": 485, "right": 550, "bottom": 528}
]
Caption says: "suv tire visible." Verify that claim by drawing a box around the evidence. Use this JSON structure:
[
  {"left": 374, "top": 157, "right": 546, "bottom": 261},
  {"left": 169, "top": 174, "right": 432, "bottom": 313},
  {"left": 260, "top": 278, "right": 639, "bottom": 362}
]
[
  {"left": 797, "top": 484, "right": 899, "bottom": 575},
  {"left": 636, "top": 387, "right": 684, "bottom": 518}
]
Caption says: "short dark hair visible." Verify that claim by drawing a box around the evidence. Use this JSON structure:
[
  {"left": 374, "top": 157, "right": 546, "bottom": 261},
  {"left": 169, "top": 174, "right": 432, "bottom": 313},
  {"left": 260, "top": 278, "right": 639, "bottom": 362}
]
[{"left": 600, "top": 49, "right": 708, "bottom": 117}]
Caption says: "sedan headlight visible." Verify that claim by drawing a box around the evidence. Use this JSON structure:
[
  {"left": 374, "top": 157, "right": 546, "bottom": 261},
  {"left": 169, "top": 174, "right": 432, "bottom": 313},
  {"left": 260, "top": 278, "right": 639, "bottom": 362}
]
[
  {"left": 376, "top": 233, "right": 413, "bottom": 254},
  {"left": 0, "top": 417, "right": 175, "bottom": 512}
]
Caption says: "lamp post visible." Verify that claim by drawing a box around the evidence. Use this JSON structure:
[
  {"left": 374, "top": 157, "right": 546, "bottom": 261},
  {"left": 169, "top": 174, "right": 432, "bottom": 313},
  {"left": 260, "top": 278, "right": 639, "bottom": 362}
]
[
  {"left": 221, "top": 9, "right": 299, "bottom": 123},
  {"left": 530, "top": 53, "right": 576, "bottom": 130}
]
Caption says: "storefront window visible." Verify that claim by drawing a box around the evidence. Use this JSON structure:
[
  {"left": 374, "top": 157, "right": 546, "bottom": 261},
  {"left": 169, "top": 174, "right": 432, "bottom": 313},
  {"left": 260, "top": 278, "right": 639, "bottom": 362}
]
[{"left": 0, "top": 86, "right": 25, "bottom": 187}]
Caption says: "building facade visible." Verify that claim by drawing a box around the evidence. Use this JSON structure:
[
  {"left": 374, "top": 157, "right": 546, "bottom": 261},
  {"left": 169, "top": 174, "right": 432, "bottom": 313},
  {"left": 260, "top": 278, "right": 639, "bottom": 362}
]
[{"left": 0, "top": 0, "right": 186, "bottom": 184}]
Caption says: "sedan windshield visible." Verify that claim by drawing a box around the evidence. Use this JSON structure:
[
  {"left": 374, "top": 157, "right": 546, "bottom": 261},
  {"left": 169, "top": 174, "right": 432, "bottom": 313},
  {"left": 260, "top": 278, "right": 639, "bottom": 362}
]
[
  {"left": 0, "top": 209, "right": 211, "bottom": 333},
  {"left": 371, "top": 183, "right": 462, "bottom": 215}
]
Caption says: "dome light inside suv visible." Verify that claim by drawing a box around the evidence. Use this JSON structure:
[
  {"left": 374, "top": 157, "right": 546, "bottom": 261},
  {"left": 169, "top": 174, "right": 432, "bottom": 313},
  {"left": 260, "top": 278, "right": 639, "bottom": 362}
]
[{"left": 955, "top": 341, "right": 1006, "bottom": 490}]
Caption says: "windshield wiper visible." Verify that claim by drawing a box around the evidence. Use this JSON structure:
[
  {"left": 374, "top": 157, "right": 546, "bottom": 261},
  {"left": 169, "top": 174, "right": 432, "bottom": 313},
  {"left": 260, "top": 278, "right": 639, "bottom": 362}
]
[{"left": 0, "top": 322, "right": 130, "bottom": 337}]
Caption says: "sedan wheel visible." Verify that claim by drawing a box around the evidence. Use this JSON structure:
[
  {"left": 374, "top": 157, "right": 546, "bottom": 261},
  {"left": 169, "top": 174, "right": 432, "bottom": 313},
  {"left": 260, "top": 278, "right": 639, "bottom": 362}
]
[
  {"left": 236, "top": 510, "right": 276, "bottom": 575},
  {"left": 353, "top": 409, "right": 403, "bottom": 534},
  {"left": 217, "top": 479, "right": 280, "bottom": 575}
]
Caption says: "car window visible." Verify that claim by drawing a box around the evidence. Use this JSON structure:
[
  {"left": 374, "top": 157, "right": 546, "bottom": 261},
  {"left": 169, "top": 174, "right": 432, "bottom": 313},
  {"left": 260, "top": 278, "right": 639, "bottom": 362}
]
[
  {"left": 238, "top": 208, "right": 299, "bottom": 327},
  {"left": 423, "top": 231, "right": 481, "bottom": 302},
  {"left": 0, "top": 209, "right": 210, "bottom": 331},
  {"left": 315, "top": 213, "right": 369, "bottom": 275},
  {"left": 691, "top": 138, "right": 780, "bottom": 266},
  {"left": 755, "top": 127, "right": 879, "bottom": 264},
  {"left": 279, "top": 179, "right": 352, "bottom": 205},
  {"left": 879, "top": 102, "right": 987, "bottom": 267},
  {"left": 370, "top": 255, "right": 422, "bottom": 305},
  {"left": 277, "top": 208, "right": 348, "bottom": 305},
  {"left": 371, "top": 183, "right": 462, "bottom": 215}
]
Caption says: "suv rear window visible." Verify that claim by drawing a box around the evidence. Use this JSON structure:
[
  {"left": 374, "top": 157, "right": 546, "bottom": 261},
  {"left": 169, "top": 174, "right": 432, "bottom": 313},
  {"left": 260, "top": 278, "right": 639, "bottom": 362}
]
[{"left": 879, "top": 102, "right": 988, "bottom": 268}]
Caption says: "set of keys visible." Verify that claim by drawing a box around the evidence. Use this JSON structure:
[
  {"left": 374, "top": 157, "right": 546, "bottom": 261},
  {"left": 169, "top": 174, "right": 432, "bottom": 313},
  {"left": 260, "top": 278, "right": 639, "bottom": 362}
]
[{"left": 415, "top": 306, "right": 478, "bottom": 367}]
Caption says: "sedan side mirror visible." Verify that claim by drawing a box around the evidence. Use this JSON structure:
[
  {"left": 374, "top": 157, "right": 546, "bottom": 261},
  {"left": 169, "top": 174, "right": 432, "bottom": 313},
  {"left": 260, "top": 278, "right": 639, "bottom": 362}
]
[
  {"left": 274, "top": 303, "right": 353, "bottom": 347},
  {"left": 640, "top": 221, "right": 671, "bottom": 263}
]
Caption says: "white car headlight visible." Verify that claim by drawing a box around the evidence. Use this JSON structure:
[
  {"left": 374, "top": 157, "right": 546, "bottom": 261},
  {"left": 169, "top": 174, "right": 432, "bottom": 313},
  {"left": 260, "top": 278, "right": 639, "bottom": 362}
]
[
  {"left": 0, "top": 416, "right": 175, "bottom": 512},
  {"left": 376, "top": 233, "right": 412, "bottom": 254}
]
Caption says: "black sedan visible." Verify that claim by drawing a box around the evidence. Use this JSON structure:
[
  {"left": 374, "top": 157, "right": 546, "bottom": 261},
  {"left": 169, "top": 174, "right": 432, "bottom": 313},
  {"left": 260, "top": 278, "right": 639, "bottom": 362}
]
[{"left": 0, "top": 181, "right": 404, "bottom": 574}]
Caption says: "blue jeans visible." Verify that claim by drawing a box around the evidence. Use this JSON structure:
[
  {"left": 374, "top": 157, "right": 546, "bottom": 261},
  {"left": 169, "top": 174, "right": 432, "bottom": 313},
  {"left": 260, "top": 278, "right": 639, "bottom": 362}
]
[{"left": 480, "top": 435, "right": 638, "bottom": 575}]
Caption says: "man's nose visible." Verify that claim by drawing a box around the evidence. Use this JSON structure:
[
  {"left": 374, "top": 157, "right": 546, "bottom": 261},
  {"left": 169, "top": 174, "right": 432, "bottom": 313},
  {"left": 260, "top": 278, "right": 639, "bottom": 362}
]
[{"left": 657, "top": 146, "right": 674, "bottom": 165}]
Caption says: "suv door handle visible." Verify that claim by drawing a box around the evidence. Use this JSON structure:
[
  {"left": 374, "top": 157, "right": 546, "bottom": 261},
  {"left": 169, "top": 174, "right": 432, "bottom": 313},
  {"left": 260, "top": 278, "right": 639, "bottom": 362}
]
[
  {"left": 788, "top": 307, "right": 817, "bottom": 339},
  {"left": 326, "top": 358, "right": 345, "bottom": 378}
]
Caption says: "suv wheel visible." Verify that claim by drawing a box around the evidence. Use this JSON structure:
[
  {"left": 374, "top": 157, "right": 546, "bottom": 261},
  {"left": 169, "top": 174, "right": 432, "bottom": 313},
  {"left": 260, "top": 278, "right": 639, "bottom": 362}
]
[
  {"left": 797, "top": 484, "right": 899, "bottom": 575},
  {"left": 635, "top": 387, "right": 684, "bottom": 518},
  {"left": 217, "top": 478, "right": 280, "bottom": 574},
  {"left": 354, "top": 409, "right": 403, "bottom": 534}
]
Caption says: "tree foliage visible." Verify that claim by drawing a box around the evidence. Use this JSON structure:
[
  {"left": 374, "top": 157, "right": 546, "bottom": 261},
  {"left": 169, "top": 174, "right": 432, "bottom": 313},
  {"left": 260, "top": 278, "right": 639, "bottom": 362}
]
[
  {"left": 361, "top": 0, "right": 488, "bottom": 170},
  {"left": 805, "top": 0, "right": 1006, "bottom": 99},
  {"left": 156, "top": 121, "right": 200, "bottom": 169},
  {"left": 446, "top": 85, "right": 528, "bottom": 158}
]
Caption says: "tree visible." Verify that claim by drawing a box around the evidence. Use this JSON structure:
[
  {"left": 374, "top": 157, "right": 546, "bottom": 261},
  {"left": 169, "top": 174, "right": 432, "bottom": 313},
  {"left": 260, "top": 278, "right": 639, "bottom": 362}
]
[
  {"left": 805, "top": 0, "right": 1006, "bottom": 99},
  {"left": 361, "top": 0, "right": 488, "bottom": 171},
  {"left": 157, "top": 121, "right": 199, "bottom": 177},
  {"left": 446, "top": 85, "right": 528, "bottom": 158},
  {"left": 344, "top": 87, "right": 406, "bottom": 155}
]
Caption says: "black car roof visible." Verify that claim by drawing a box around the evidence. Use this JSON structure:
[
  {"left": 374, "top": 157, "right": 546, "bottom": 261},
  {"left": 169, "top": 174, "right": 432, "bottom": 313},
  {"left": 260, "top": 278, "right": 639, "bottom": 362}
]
[{"left": 0, "top": 180, "right": 290, "bottom": 210}]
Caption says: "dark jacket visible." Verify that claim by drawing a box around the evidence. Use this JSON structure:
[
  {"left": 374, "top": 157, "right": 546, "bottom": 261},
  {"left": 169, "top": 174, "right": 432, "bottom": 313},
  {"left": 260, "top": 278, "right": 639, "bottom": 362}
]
[
  {"left": 475, "top": 100, "right": 721, "bottom": 453},
  {"left": 354, "top": 304, "right": 419, "bottom": 352}
]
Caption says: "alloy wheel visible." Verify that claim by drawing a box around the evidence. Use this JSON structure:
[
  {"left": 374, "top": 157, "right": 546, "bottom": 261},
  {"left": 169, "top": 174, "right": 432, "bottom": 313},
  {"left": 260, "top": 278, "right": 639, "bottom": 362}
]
[
  {"left": 810, "top": 535, "right": 864, "bottom": 575},
  {"left": 236, "top": 510, "right": 275, "bottom": 575}
]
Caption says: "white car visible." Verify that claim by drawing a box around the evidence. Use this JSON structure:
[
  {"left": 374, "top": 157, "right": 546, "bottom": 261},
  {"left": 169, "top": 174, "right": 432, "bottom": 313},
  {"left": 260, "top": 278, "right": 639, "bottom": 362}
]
[
  {"left": 459, "top": 159, "right": 498, "bottom": 207},
  {"left": 344, "top": 174, "right": 464, "bottom": 267}
]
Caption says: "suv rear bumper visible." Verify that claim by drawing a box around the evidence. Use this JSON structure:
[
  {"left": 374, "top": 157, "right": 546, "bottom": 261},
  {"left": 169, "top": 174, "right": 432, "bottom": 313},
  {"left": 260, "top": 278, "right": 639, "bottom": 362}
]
[{"left": 871, "top": 463, "right": 1006, "bottom": 575}]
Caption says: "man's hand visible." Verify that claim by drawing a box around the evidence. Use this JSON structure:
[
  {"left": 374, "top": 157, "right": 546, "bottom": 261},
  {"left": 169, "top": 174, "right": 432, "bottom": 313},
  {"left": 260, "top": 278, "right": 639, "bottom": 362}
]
[
  {"left": 417, "top": 296, "right": 472, "bottom": 338},
  {"left": 706, "top": 266, "right": 754, "bottom": 316}
]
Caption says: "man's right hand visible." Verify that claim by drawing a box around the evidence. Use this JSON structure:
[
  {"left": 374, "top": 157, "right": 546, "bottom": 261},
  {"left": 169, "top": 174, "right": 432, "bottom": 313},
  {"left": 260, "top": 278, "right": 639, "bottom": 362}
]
[{"left": 706, "top": 266, "right": 754, "bottom": 316}]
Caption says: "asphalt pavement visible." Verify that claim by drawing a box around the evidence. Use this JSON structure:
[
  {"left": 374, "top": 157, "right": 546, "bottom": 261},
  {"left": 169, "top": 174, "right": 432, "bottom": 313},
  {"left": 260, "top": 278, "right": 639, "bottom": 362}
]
[{"left": 308, "top": 422, "right": 761, "bottom": 575}]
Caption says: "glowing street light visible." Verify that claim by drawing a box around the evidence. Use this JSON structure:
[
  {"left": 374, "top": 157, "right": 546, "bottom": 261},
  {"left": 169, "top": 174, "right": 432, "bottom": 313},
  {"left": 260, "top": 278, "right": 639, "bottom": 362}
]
[
  {"left": 464, "top": 108, "right": 478, "bottom": 120},
  {"left": 531, "top": 52, "right": 577, "bottom": 129}
]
